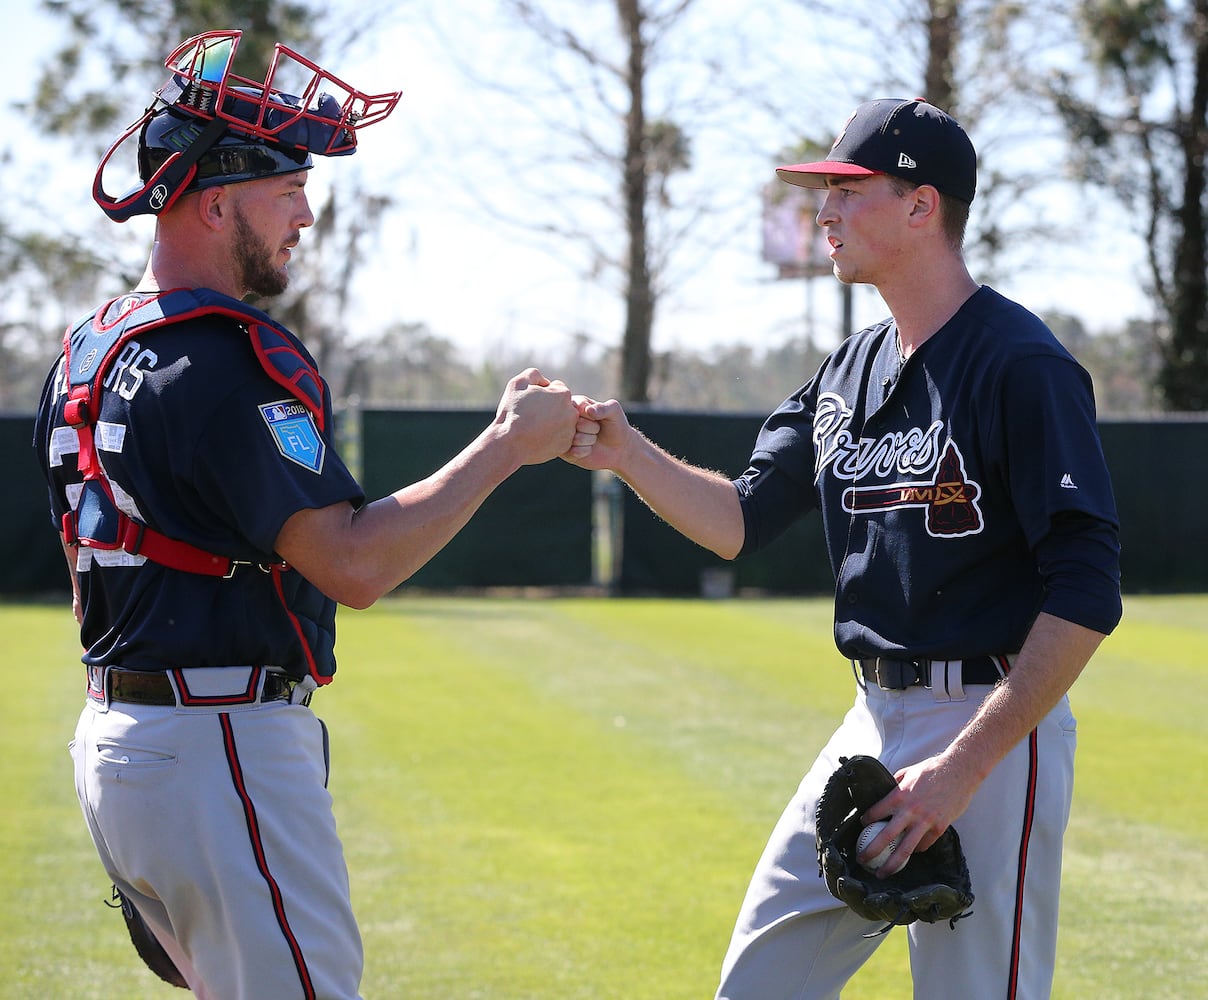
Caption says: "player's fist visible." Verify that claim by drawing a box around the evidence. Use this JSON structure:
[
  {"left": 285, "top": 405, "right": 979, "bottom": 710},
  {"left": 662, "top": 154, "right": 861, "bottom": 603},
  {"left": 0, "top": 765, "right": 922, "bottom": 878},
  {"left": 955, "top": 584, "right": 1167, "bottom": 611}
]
[
  {"left": 495, "top": 368, "right": 579, "bottom": 465},
  {"left": 564, "top": 395, "right": 601, "bottom": 460},
  {"left": 561, "top": 397, "right": 633, "bottom": 472}
]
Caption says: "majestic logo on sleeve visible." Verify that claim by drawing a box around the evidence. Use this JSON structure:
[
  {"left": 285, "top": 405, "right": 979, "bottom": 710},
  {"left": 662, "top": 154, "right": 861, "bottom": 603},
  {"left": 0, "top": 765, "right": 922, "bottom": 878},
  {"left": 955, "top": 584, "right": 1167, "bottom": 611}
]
[
  {"left": 813, "top": 392, "right": 983, "bottom": 538},
  {"left": 259, "top": 399, "right": 326, "bottom": 473}
]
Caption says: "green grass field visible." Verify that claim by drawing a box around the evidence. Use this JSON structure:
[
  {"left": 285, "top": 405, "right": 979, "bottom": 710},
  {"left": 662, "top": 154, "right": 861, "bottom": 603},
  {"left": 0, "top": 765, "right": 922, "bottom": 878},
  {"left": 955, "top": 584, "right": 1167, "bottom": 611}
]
[{"left": 2, "top": 594, "right": 1205, "bottom": 999}]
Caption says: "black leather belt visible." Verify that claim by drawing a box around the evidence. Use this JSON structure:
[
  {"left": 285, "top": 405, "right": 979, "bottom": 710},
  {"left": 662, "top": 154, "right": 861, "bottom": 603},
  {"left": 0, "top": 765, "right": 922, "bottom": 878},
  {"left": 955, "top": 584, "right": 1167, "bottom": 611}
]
[
  {"left": 94, "top": 667, "right": 297, "bottom": 706},
  {"left": 858, "top": 656, "right": 1007, "bottom": 690}
]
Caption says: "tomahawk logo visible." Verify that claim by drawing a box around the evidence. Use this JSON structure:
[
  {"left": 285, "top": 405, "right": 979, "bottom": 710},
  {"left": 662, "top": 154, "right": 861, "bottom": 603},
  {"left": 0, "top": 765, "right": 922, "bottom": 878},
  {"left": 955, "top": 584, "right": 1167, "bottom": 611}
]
[{"left": 842, "top": 440, "right": 984, "bottom": 537}]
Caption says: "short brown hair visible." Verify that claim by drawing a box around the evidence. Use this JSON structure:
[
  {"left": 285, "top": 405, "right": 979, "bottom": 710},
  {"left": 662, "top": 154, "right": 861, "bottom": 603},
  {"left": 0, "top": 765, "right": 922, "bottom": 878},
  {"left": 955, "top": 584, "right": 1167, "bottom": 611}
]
[{"left": 887, "top": 176, "right": 969, "bottom": 250}]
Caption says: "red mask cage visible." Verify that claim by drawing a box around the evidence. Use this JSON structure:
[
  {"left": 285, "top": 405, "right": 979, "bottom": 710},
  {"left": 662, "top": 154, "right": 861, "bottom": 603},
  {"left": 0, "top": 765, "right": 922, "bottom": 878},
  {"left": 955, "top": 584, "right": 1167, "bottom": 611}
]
[
  {"left": 93, "top": 29, "right": 402, "bottom": 221},
  {"left": 162, "top": 30, "right": 401, "bottom": 155}
]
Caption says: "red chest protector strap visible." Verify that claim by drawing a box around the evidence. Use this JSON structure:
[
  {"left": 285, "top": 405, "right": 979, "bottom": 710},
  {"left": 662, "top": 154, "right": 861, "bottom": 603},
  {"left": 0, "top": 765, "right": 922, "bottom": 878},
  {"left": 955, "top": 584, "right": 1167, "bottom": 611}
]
[{"left": 61, "top": 289, "right": 325, "bottom": 578}]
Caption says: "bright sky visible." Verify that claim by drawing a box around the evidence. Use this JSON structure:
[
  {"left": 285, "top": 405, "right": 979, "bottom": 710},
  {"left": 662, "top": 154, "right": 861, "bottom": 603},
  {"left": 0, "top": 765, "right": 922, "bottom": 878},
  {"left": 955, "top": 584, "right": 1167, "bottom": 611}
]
[{"left": 7, "top": 3, "right": 1153, "bottom": 370}]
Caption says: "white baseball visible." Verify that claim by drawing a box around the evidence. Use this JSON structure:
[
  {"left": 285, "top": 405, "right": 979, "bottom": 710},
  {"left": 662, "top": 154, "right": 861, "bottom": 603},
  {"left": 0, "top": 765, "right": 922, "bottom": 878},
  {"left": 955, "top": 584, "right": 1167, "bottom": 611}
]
[{"left": 857, "top": 820, "right": 898, "bottom": 871}]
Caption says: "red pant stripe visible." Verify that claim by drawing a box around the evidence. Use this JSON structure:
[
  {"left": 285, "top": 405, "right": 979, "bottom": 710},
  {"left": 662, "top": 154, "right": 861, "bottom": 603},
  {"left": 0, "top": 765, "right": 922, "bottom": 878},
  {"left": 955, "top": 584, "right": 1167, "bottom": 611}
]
[
  {"left": 1006, "top": 728, "right": 1040, "bottom": 1000},
  {"left": 220, "top": 713, "right": 317, "bottom": 1000}
]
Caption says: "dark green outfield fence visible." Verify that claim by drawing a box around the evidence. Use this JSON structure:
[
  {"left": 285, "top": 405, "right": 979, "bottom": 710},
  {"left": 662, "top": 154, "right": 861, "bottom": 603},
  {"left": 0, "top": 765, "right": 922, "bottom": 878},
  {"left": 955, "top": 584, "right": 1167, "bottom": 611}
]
[
  {"left": 358, "top": 409, "right": 593, "bottom": 589},
  {"left": 5, "top": 410, "right": 1206, "bottom": 596}
]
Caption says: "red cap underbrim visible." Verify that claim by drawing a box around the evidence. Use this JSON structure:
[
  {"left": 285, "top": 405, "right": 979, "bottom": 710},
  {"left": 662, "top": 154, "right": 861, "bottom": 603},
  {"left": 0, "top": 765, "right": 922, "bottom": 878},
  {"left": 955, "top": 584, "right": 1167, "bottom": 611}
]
[{"left": 775, "top": 161, "right": 883, "bottom": 189}]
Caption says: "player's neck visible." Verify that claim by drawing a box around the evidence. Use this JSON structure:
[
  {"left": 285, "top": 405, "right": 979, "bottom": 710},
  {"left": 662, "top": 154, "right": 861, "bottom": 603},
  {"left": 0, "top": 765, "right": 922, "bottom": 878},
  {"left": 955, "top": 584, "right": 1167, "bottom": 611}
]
[
  {"left": 881, "top": 257, "right": 979, "bottom": 354},
  {"left": 136, "top": 238, "right": 245, "bottom": 300}
]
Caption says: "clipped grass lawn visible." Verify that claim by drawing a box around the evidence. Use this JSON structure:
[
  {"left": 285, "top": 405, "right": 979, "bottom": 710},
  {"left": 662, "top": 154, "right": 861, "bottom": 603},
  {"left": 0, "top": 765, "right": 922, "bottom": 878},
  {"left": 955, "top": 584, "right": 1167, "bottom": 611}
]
[{"left": 2, "top": 594, "right": 1203, "bottom": 998}]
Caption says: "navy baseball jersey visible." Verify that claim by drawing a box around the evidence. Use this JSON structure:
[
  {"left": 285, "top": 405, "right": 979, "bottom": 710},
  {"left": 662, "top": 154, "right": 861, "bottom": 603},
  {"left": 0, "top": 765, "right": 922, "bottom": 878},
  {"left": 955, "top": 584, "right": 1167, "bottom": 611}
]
[
  {"left": 734, "top": 285, "right": 1122, "bottom": 659},
  {"left": 34, "top": 294, "right": 364, "bottom": 681}
]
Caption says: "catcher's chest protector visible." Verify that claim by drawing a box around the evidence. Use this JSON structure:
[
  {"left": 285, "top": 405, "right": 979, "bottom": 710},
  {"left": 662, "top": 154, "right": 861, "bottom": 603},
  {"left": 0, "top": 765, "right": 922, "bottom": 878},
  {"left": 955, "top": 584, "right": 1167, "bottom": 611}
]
[{"left": 59, "top": 288, "right": 325, "bottom": 576}]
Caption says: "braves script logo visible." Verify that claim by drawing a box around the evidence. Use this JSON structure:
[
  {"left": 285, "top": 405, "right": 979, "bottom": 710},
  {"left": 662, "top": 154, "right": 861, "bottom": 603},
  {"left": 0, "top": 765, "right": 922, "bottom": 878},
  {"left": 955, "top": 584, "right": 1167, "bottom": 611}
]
[{"left": 812, "top": 392, "right": 983, "bottom": 538}]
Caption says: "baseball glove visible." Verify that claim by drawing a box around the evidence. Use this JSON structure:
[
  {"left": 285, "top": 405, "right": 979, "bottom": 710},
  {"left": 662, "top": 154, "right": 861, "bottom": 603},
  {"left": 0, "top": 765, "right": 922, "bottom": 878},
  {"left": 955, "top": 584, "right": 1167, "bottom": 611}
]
[
  {"left": 815, "top": 755, "right": 974, "bottom": 934},
  {"left": 108, "top": 885, "right": 189, "bottom": 989}
]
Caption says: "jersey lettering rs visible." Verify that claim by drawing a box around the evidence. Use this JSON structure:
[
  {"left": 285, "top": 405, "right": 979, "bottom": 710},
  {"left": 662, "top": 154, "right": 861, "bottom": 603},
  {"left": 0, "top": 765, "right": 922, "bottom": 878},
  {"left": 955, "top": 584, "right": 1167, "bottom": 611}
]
[{"left": 102, "top": 339, "right": 159, "bottom": 401}]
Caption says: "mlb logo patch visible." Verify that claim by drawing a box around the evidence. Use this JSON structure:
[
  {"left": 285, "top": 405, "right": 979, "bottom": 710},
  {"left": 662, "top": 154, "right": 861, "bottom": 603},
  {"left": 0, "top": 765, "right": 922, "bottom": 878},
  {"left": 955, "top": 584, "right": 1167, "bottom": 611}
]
[{"left": 260, "top": 400, "right": 325, "bottom": 473}]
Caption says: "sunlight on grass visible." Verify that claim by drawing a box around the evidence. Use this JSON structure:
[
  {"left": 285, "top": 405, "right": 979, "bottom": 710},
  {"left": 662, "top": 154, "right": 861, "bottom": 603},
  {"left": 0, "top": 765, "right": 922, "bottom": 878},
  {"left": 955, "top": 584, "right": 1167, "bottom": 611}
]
[{"left": 2, "top": 595, "right": 1203, "bottom": 999}]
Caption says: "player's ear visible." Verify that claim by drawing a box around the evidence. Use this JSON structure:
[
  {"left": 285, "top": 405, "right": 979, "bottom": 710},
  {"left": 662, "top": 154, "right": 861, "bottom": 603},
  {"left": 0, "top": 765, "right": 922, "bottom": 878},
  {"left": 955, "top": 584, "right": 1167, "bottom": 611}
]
[
  {"left": 195, "top": 187, "right": 229, "bottom": 232},
  {"left": 907, "top": 185, "right": 942, "bottom": 226}
]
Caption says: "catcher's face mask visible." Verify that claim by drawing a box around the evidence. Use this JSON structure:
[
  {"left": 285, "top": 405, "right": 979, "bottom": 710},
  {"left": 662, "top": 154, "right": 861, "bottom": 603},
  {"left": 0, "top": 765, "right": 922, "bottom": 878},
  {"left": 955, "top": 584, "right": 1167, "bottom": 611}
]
[{"left": 93, "top": 30, "right": 402, "bottom": 221}]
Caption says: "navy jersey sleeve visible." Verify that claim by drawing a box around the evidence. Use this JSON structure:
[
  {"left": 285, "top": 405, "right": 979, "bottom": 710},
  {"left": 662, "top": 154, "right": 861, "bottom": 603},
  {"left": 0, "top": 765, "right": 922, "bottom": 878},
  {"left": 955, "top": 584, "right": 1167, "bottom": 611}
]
[
  {"left": 995, "top": 353, "right": 1122, "bottom": 634},
  {"left": 188, "top": 371, "right": 362, "bottom": 556},
  {"left": 1034, "top": 513, "right": 1122, "bottom": 635},
  {"left": 995, "top": 353, "right": 1118, "bottom": 542},
  {"left": 733, "top": 387, "right": 821, "bottom": 556}
]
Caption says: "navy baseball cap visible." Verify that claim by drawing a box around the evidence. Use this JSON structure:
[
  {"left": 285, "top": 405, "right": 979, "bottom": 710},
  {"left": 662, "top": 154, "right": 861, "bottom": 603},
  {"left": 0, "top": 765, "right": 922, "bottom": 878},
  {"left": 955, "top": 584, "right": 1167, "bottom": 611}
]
[{"left": 776, "top": 98, "right": 977, "bottom": 205}]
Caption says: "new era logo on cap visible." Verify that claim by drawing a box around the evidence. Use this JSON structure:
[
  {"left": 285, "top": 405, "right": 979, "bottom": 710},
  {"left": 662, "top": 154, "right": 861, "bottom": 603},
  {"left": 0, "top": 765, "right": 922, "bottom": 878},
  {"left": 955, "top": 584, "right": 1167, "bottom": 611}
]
[{"left": 776, "top": 98, "right": 977, "bottom": 205}]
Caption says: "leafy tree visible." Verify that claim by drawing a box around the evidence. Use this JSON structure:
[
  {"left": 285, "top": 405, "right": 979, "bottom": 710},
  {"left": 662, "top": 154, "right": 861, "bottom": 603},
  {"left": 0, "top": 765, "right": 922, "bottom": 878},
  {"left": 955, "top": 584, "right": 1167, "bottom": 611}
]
[
  {"left": 1049, "top": 0, "right": 1208, "bottom": 411},
  {"left": 31, "top": 0, "right": 315, "bottom": 136},
  {"left": 19, "top": 0, "right": 316, "bottom": 305}
]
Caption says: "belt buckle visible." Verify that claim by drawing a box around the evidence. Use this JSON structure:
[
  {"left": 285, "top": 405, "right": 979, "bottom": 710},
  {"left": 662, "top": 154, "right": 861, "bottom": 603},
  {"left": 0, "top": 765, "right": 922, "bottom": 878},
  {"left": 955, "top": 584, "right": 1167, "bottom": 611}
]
[
  {"left": 86, "top": 665, "right": 110, "bottom": 708},
  {"left": 263, "top": 670, "right": 314, "bottom": 706},
  {"left": 287, "top": 675, "right": 317, "bottom": 706},
  {"left": 875, "top": 658, "right": 925, "bottom": 690}
]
